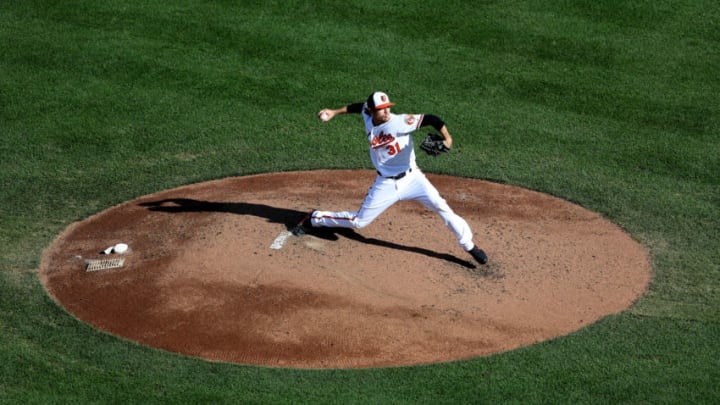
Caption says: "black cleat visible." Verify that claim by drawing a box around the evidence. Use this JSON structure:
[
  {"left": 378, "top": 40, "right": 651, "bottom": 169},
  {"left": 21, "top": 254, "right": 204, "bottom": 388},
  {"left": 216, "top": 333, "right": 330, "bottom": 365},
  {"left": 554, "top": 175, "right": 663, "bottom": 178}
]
[
  {"left": 291, "top": 209, "right": 315, "bottom": 236},
  {"left": 291, "top": 224, "right": 306, "bottom": 236},
  {"left": 469, "top": 246, "right": 488, "bottom": 265}
]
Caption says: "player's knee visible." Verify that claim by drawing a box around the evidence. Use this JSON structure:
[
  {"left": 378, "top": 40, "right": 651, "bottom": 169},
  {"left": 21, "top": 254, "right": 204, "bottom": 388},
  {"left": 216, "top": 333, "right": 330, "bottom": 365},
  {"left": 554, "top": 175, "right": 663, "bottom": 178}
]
[{"left": 352, "top": 216, "right": 372, "bottom": 229}]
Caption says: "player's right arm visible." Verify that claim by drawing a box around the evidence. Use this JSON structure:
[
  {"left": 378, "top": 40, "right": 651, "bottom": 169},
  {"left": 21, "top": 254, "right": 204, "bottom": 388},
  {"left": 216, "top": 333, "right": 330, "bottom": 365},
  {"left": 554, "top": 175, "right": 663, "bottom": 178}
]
[{"left": 318, "top": 103, "right": 363, "bottom": 122}]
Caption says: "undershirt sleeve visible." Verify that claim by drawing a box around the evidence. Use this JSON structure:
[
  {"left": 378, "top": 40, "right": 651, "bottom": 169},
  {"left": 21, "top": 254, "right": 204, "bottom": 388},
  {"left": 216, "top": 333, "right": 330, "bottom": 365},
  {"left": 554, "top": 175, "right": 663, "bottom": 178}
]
[
  {"left": 419, "top": 114, "right": 445, "bottom": 131},
  {"left": 347, "top": 103, "right": 364, "bottom": 114}
]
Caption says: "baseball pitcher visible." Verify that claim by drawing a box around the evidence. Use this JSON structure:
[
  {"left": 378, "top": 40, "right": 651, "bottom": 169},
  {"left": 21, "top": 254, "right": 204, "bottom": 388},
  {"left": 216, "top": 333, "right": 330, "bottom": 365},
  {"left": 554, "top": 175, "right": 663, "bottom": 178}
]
[{"left": 295, "top": 91, "right": 487, "bottom": 265}]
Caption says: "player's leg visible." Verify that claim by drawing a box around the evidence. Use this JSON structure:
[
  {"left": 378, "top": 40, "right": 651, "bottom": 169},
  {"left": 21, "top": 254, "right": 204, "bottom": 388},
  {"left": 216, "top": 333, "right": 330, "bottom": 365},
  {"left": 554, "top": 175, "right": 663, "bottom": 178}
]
[
  {"left": 424, "top": 197, "right": 475, "bottom": 251},
  {"left": 312, "top": 177, "right": 398, "bottom": 229},
  {"left": 403, "top": 173, "right": 475, "bottom": 251},
  {"left": 310, "top": 210, "right": 360, "bottom": 228}
]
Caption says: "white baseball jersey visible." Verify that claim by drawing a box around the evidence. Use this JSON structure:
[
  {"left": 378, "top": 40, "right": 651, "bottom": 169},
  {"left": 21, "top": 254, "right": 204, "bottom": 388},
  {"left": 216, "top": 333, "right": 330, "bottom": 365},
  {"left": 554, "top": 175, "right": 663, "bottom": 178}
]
[
  {"left": 363, "top": 109, "right": 423, "bottom": 176},
  {"left": 310, "top": 106, "right": 475, "bottom": 251}
]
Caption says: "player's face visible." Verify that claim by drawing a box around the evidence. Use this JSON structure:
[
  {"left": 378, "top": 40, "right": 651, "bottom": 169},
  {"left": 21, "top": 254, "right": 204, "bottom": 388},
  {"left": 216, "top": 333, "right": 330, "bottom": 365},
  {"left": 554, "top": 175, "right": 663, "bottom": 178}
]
[{"left": 371, "top": 107, "right": 391, "bottom": 124}]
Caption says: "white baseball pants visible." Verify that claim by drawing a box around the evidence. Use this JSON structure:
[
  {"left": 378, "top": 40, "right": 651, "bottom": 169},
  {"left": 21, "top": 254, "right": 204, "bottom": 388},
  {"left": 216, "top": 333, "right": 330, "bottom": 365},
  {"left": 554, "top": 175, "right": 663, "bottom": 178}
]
[{"left": 311, "top": 169, "right": 475, "bottom": 251}]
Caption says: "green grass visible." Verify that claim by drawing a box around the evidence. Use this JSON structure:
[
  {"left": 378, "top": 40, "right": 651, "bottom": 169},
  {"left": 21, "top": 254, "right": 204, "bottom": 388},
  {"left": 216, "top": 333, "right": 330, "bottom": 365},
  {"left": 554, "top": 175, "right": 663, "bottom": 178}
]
[{"left": 1, "top": 0, "right": 718, "bottom": 402}]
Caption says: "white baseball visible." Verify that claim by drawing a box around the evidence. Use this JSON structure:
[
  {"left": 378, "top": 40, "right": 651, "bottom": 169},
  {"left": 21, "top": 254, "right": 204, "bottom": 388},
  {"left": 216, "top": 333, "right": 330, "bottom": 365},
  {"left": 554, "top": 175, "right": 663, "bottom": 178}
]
[{"left": 320, "top": 112, "right": 329, "bottom": 121}]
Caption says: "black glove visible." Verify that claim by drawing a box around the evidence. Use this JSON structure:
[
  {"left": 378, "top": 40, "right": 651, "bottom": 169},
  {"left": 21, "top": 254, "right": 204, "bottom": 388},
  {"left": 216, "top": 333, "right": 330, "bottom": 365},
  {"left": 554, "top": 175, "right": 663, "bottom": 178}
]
[{"left": 420, "top": 133, "right": 450, "bottom": 157}]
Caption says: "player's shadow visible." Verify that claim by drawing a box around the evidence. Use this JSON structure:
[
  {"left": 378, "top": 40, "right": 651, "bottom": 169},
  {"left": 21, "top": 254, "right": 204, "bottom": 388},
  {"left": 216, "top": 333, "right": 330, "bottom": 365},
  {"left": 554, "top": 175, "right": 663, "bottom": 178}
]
[{"left": 139, "top": 198, "right": 475, "bottom": 268}]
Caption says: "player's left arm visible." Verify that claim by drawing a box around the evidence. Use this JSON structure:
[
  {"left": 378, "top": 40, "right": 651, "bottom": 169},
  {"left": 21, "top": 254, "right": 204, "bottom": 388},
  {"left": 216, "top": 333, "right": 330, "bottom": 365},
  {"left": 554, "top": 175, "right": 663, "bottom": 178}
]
[{"left": 420, "top": 114, "right": 452, "bottom": 149}]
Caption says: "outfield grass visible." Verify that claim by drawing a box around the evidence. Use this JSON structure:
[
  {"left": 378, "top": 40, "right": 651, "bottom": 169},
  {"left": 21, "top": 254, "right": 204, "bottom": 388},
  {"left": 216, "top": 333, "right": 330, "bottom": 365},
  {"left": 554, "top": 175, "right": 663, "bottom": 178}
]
[{"left": 1, "top": 0, "right": 718, "bottom": 403}]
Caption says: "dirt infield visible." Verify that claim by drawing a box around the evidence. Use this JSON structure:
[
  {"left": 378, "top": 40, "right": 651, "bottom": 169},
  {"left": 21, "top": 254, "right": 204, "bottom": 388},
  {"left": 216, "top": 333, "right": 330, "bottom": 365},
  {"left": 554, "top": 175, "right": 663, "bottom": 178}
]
[{"left": 40, "top": 170, "right": 652, "bottom": 368}]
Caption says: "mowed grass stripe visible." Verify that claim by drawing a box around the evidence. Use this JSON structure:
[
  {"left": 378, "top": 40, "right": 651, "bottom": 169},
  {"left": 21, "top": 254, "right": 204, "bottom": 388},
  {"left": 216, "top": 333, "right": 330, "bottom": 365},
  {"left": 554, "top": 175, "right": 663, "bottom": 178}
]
[{"left": 0, "top": 0, "right": 718, "bottom": 402}]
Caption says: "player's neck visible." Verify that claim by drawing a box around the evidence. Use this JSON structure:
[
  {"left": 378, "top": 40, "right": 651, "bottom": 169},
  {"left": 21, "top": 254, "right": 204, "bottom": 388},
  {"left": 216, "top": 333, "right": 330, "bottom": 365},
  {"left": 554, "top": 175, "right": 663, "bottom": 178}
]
[{"left": 372, "top": 116, "right": 391, "bottom": 126}]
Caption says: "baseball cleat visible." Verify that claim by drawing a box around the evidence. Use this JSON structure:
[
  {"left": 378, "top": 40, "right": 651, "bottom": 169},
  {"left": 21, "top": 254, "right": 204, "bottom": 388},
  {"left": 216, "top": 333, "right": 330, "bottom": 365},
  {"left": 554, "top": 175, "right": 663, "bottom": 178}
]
[
  {"left": 469, "top": 246, "right": 488, "bottom": 265},
  {"left": 291, "top": 209, "right": 315, "bottom": 236},
  {"left": 290, "top": 225, "right": 305, "bottom": 236}
]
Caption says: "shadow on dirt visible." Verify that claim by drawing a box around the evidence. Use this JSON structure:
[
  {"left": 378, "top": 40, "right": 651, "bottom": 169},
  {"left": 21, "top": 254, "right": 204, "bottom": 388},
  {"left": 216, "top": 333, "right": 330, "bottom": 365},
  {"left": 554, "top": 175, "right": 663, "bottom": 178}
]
[{"left": 139, "top": 198, "right": 477, "bottom": 269}]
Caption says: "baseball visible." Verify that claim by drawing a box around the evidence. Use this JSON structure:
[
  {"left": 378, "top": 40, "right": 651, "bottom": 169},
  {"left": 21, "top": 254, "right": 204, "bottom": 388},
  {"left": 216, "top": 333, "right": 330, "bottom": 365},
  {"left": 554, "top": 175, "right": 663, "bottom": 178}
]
[
  {"left": 113, "top": 243, "right": 129, "bottom": 254},
  {"left": 320, "top": 112, "right": 329, "bottom": 121}
]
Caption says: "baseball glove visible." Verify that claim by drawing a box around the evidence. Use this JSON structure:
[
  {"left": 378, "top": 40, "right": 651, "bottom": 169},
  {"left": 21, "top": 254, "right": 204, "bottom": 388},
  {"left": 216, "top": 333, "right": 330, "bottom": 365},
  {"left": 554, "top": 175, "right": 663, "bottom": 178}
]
[{"left": 420, "top": 133, "right": 450, "bottom": 157}]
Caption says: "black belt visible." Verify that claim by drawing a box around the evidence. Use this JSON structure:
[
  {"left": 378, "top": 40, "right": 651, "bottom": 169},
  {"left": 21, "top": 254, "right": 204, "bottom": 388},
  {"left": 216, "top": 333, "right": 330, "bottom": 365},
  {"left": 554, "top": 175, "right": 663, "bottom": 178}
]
[{"left": 377, "top": 168, "right": 412, "bottom": 180}]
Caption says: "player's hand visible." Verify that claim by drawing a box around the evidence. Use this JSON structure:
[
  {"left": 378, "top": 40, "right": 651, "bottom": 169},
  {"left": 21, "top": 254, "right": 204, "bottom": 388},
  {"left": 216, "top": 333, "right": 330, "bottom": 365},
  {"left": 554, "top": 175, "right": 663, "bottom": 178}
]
[
  {"left": 318, "top": 109, "right": 334, "bottom": 122},
  {"left": 420, "top": 133, "right": 451, "bottom": 157}
]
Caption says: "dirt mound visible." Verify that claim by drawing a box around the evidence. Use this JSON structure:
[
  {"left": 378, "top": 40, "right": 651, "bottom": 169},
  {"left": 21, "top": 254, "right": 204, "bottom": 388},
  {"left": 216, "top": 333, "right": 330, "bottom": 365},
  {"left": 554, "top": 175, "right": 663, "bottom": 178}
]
[{"left": 40, "top": 170, "right": 651, "bottom": 368}]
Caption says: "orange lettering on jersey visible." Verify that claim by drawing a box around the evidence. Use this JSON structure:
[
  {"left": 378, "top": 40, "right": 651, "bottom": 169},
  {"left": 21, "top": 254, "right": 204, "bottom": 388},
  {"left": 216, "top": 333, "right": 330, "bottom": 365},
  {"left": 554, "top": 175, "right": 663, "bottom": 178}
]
[{"left": 370, "top": 131, "right": 396, "bottom": 149}]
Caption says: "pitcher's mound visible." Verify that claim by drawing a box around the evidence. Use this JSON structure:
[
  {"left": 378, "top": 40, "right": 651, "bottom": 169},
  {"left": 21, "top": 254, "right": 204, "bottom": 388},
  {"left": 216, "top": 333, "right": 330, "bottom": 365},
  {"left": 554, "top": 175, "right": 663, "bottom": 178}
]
[{"left": 40, "top": 170, "right": 651, "bottom": 368}]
